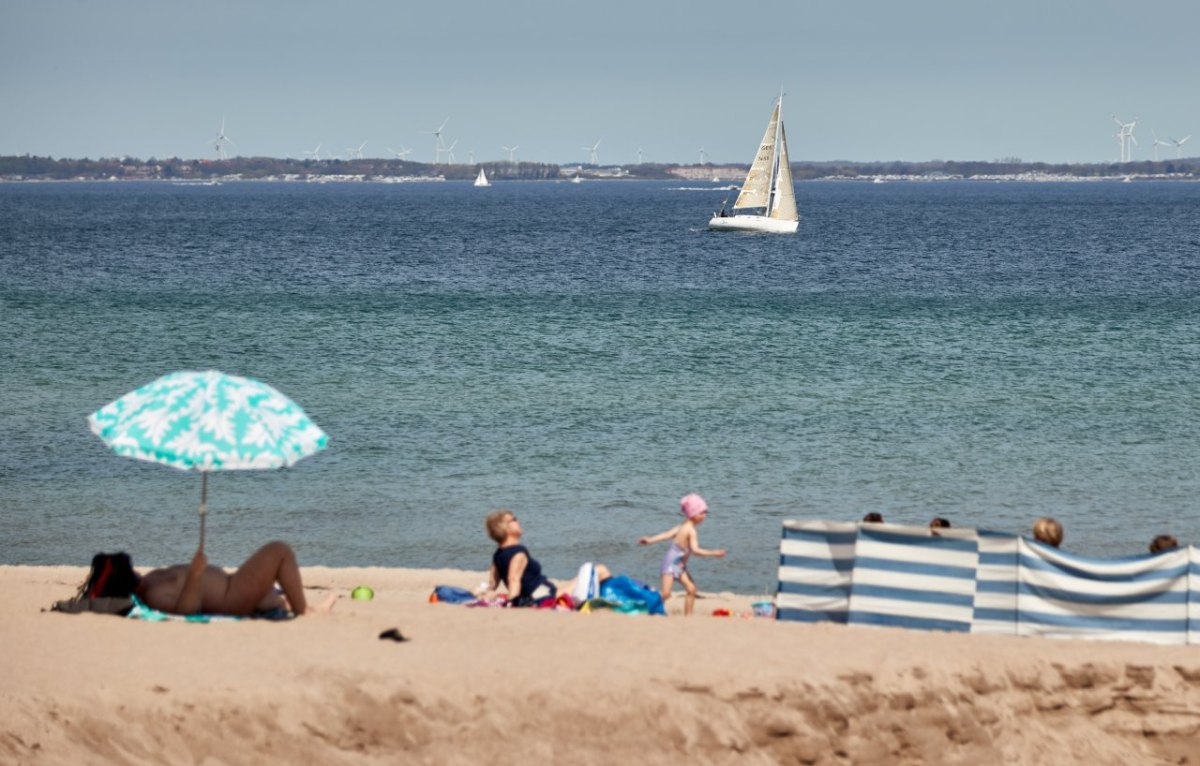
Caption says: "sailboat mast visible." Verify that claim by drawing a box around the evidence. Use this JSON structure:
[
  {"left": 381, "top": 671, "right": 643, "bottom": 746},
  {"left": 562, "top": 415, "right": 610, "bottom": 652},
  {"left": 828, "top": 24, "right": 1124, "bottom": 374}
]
[{"left": 767, "top": 92, "right": 783, "bottom": 216}]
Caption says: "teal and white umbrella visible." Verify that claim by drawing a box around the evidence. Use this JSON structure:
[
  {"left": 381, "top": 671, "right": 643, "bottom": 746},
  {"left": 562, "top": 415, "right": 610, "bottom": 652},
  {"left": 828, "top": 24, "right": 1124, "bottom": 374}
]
[{"left": 88, "top": 370, "right": 329, "bottom": 547}]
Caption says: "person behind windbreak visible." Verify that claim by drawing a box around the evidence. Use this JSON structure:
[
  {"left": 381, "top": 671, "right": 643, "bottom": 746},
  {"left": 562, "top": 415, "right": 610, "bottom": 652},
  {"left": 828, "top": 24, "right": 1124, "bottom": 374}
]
[
  {"left": 1032, "top": 517, "right": 1063, "bottom": 548},
  {"left": 1149, "top": 534, "right": 1179, "bottom": 554},
  {"left": 862, "top": 512, "right": 884, "bottom": 523}
]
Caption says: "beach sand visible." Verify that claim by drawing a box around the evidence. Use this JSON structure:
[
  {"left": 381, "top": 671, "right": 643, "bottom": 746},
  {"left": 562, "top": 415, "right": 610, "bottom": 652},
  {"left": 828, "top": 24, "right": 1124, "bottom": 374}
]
[{"left": 3, "top": 564, "right": 1199, "bottom": 765}]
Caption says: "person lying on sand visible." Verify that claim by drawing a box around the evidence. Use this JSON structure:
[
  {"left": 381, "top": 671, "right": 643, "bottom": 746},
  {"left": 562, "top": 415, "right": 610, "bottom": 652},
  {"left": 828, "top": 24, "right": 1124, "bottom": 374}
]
[
  {"left": 80, "top": 541, "right": 335, "bottom": 617},
  {"left": 481, "top": 509, "right": 611, "bottom": 606}
]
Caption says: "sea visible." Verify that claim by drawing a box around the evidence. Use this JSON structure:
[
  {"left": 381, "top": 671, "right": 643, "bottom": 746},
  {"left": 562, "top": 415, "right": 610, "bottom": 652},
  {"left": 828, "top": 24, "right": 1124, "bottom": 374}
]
[{"left": 2, "top": 178, "right": 1199, "bottom": 595}]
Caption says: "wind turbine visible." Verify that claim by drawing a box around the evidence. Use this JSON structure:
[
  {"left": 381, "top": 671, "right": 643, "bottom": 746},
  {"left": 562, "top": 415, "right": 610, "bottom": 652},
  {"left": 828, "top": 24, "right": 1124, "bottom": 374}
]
[
  {"left": 467, "top": 149, "right": 475, "bottom": 164},
  {"left": 1151, "top": 130, "right": 1170, "bottom": 162},
  {"left": 387, "top": 146, "right": 412, "bottom": 160},
  {"left": 581, "top": 139, "right": 601, "bottom": 165},
  {"left": 637, "top": 147, "right": 645, "bottom": 164},
  {"left": 1112, "top": 115, "right": 1137, "bottom": 162},
  {"left": 698, "top": 147, "right": 708, "bottom": 164},
  {"left": 345, "top": 141, "right": 367, "bottom": 160},
  {"left": 421, "top": 117, "right": 449, "bottom": 163},
  {"left": 1170, "top": 135, "right": 1192, "bottom": 158},
  {"left": 213, "top": 117, "right": 236, "bottom": 160},
  {"left": 445, "top": 139, "right": 459, "bottom": 164},
  {"left": 502, "top": 145, "right": 519, "bottom": 162},
  {"left": 302, "top": 142, "right": 323, "bottom": 161}
]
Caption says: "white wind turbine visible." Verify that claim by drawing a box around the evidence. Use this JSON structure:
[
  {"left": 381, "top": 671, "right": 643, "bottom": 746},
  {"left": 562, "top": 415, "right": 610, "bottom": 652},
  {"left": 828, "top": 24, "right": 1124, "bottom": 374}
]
[
  {"left": 581, "top": 139, "right": 601, "bottom": 165},
  {"left": 344, "top": 141, "right": 367, "bottom": 160},
  {"left": 502, "top": 145, "right": 519, "bottom": 162},
  {"left": 213, "top": 117, "right": 236, "bottom": 160},
  {"left": 387, "top": 145, "right": 412, "bottom": 160},
  {"left": 637, "top": 147, "right": 645, "bottom": 164},
  {"left": 1151, "top": 130, "right": 1170, "bottom": 161},
  {"left": 421, "top": 117, "right": 450, "bottom": 163},
  {"left": 303, "top": 142, "right": 324, "bottom": 161},
  {"left": 698, "top": 147, "right": 708, "bottom": 164},
  {"left": 468, "top": 149, "right": 475, "bottom": 164},
  {"left": 1112, "top": 115, "right": 1137, "bottom": 162},
  {"left": 1170, "top": 135, "right": 1192, "bottom": 158},
  {"left": 445, "top": 139, "right": 459, "bottom": 164}
]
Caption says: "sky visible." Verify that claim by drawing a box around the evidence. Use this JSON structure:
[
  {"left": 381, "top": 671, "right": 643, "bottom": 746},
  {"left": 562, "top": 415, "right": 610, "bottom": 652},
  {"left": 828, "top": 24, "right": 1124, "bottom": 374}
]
[{"left": 1, "top": 0, "right": 1197, "bottom": 165}]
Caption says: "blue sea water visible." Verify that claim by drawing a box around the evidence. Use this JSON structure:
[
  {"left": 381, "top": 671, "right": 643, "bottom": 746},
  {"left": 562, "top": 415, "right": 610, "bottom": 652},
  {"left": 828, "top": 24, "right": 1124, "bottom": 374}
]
[{"left": 1, "top": 179, "right": 1199, "bottom": 594}]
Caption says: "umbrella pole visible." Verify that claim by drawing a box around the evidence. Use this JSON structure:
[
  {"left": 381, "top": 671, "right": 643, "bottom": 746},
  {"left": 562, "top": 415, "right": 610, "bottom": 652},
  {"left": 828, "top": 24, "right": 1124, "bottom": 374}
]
[{"left": 199, "top": 471, "right": 208, "bottom": 551}]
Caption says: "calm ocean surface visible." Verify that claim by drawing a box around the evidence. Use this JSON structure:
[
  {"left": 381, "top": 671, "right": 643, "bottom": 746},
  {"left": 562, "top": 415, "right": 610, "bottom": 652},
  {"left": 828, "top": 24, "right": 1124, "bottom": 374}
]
[{"left": 2, "top": 179, "right": 1199, "bottom": 593}]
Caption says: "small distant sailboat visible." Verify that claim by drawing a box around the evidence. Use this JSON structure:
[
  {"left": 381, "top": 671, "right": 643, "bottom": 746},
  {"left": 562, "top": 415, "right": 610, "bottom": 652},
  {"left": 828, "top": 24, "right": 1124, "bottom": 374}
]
[
  {"left": 572, "top": 165, "right": 583, "bottom": 184},
  {"left": 708, "top": 91, "right": 798, "bottom": 233},
  {"left": 474, "top": 167, "right": 490, "bottom": 187}
]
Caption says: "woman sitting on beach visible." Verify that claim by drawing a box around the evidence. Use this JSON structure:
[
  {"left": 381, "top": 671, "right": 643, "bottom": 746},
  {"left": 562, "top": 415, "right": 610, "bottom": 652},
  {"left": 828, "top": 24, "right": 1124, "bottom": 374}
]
[
  {"left": 80, "top": 541, "right": 334, "bottom": 617},
  {"left": 482, "top": 509, "right": 611, "bottom": 607},
  {"left": 1032, "top": 517, "right": 1063, "bottom": 548}
]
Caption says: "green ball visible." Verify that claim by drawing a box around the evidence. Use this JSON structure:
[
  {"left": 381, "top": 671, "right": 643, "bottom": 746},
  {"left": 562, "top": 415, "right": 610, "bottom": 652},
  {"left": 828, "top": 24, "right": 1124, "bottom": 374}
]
[{"left": 351, "top": 586, "right": 374, "bottom": 601}]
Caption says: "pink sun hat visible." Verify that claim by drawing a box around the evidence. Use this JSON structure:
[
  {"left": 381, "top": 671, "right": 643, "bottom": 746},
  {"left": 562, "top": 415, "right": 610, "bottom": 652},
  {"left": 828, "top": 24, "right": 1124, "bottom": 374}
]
[{"left": 680, "top": 493, "right": 709, "bottom": 519}]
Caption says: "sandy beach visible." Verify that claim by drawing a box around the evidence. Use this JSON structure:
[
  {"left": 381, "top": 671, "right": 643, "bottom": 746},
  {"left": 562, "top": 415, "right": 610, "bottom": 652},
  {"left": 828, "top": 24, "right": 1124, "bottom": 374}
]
[{"left": 3, "top": 564, "right": 1199, "bottom": 765}]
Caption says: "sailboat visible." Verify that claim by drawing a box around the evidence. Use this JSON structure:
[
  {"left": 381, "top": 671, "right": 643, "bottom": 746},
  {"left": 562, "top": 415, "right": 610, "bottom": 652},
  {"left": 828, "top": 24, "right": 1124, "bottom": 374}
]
[
  {"left": 708, "top": 92, "right": 798, "bottom": 233},
  {"left": 474, "top": 167, "right": 490, "bottom": 187}
]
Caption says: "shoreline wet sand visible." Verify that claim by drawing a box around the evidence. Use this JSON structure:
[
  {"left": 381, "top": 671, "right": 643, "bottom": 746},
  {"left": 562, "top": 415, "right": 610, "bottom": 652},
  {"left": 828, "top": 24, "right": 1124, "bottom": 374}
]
[{"left": 3, "top": 564, "right": 1199, "bottom": 764}]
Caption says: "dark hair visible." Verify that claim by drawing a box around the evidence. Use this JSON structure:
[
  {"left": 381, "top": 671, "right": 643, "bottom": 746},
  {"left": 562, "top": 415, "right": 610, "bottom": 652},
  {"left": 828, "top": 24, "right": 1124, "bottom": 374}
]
[
  {"left": 862, "top": 512, "right": 884, "bottom": 523},
  {"left": 929, "top": 517, "right": 951, "bottom": 529},
  {"left": 1149, "top": 535, "right": 1179, "bottom": 554},
  {"left": 78, "top": 552, "right": 139, "bottom": 599}
]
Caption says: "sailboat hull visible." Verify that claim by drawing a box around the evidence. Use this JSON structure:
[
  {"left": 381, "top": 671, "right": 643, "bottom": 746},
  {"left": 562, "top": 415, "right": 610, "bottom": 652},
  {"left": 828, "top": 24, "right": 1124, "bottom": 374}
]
[{"left": 708, "top": 214, "right": 798, "bottom": 233}]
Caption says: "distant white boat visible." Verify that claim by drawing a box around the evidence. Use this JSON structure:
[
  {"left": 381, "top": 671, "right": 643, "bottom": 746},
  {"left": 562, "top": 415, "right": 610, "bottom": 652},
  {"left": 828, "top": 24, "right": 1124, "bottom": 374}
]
[
  {"left": 708, "top": 92, "right": 798, "bottom": 233},
  {"left": 572, "top": 166, "right": 583, "bottom": 184},
  {"left": 872, "top": 177, "right": 887, "bottom": 184},
  {"left": 713, "top": 175, "right": 721, "bottom": 183},
  {"left": 474, "top": 168, "right": 490, "bottom": 187}
]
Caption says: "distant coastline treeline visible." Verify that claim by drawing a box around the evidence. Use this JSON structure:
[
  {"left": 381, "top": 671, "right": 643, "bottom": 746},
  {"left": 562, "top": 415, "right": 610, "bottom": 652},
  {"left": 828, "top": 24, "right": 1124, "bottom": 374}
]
[{"left": 1, "top": 154, "right": 1197, "bottom": 181}]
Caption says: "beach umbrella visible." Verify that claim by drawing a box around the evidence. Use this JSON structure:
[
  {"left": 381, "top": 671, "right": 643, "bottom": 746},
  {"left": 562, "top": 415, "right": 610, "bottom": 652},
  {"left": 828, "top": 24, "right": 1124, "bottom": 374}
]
[{"left": 87, "top": 370, "right": 328, "bottom": 548}]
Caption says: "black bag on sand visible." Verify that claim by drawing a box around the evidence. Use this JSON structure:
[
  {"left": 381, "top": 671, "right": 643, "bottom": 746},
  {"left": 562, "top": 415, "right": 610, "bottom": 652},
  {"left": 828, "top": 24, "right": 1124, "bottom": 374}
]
[{"left": 49, "top": 597, "right": 134, "bottom": 616}]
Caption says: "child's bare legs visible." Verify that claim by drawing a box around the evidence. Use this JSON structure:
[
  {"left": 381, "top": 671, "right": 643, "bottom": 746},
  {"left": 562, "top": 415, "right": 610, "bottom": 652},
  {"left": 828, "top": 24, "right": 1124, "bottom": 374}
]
[
  {"left": 680, "top": 571, "right": 698, "bottom": 616},
  {"left": 659, "top": 573, "right": 674, "bottom": 607},
  {"left": 223, "top": 541, "right": 316, "bottom": 616}
]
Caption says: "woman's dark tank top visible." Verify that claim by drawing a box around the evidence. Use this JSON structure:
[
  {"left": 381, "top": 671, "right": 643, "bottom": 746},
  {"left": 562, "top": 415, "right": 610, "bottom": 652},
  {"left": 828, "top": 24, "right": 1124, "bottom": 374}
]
[{"left": 492, "top": 545, "right": 548, "bottom": 603}]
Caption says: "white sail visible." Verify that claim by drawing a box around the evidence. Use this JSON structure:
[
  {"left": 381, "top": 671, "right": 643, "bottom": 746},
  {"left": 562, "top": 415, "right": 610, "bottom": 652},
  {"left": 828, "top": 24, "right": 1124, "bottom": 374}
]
[
  {"left": 732, "top": 103, "right": 779, "bottom": 211},
  {"left": 769, "top": 123, "right": 797, "bottom": 222},
  {"left": 474, "top": 168, "right": 489, "bottom": 187}
]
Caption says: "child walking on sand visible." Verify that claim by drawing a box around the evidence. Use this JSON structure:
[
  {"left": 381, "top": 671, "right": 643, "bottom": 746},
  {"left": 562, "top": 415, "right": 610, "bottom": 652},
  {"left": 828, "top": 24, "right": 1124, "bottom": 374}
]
[{"left": 638, "top": 493, "right": 726, "bottom": 616}]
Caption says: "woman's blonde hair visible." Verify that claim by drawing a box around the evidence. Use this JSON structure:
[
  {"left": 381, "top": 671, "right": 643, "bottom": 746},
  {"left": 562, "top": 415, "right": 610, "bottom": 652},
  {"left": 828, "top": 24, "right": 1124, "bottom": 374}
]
[
  {"left": 485, "top": 509, "right": 514, "bottom": 543},
  {"left": 1032, "top": 517, "right": 1063, "bottom": 548}
]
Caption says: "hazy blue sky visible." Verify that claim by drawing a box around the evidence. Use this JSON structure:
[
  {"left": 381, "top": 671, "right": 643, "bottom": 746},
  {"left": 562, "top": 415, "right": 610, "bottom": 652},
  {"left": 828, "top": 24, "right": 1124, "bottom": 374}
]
[{"left": 2, "top": 0, "right": 1196, "bottom": 164}]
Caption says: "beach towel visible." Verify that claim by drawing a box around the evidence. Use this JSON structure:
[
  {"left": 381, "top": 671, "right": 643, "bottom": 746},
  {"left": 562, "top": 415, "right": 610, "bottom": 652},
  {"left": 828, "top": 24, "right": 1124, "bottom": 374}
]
[{"left": 124, "top": 596, "right": 291, "bottom": 623}]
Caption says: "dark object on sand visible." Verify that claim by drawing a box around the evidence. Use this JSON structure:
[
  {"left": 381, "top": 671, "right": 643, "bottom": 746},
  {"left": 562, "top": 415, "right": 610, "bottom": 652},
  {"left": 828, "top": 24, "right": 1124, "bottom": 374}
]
[{"left": 378, "top": 628, "right": 409, "bottom": 642}]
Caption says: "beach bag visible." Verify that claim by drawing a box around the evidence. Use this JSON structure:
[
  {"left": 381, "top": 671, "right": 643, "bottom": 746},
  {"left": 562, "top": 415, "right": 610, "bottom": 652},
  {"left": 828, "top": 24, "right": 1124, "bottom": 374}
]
[
  {"left": 50, "top": 597, "right": 134, "bottom": 616},
  {"left": 430, "top": 585, "right": 476, "bottom": 604},
  {"left": 598, "top": 576, "right": 666, "bottom": 616}
]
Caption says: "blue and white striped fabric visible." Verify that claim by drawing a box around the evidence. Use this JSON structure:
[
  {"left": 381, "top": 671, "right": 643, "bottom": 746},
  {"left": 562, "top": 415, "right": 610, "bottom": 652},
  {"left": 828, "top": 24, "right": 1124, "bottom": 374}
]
[
  {"left": 846, "top": 523, "right": 979, "bottom": 633},
  {"left": 776, "top": 521, "right": 1200, "bottom": 645},
  {"left": 776, "top": 521, "right": 856, "bottom": 624},
  {"left": 971, "top": 529, "right": 1020, "bottom": 635},
  {"left": 1190, "top": 547, "right": 1200, "bottom": 646},
  {"left": 1017, "top": 538, "right": 1190, "bottom": 645}
]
